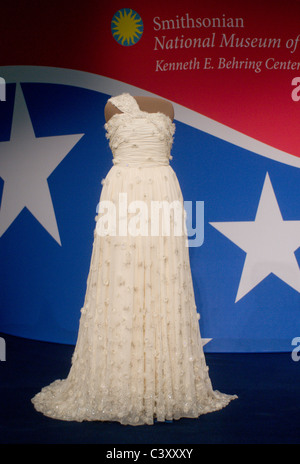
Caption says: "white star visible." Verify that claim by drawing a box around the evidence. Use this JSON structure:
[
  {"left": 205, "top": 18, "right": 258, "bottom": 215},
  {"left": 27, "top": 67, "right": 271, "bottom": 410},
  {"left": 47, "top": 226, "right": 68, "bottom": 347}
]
[
  {"left": 210, "top": 172, "right": 300, "bottom": 302},
  {"left": 202, "top": 338, "right": 212, "bottom": 347},
  {"left": 0, "top": 83, "right": 84, "bottom": 245}
]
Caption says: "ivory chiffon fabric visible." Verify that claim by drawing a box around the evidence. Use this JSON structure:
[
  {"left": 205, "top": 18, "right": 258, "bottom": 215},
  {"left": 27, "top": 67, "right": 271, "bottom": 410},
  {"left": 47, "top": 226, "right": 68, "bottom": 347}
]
[{"left": 31, "top": 93, "right": 236, "bottom": 425}]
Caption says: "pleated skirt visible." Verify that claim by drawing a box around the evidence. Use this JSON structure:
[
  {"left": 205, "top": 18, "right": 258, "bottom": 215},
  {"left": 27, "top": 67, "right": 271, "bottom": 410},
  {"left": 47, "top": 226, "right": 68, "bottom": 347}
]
[{"left": 32, "top": 164, "right": 236, "bottom": 425}]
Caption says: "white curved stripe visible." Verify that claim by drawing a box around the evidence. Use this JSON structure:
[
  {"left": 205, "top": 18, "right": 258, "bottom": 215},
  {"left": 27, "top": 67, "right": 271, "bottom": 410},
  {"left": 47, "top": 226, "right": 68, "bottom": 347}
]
[{"left": 1, "top": 65, "right": 299, "bottom": 169}]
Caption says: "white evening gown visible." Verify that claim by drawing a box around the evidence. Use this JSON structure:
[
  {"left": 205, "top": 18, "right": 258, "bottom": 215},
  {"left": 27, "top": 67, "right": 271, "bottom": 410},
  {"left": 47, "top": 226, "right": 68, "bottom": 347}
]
[{"left": 32, "top": 93, "right": 237, "bottom": 425}]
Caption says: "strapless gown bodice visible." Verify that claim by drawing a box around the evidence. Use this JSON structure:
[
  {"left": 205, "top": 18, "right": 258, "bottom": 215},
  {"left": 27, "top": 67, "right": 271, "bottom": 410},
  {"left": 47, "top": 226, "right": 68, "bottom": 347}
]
[{"left": 105, "top": 93, "right": 175, "bottom": 168}]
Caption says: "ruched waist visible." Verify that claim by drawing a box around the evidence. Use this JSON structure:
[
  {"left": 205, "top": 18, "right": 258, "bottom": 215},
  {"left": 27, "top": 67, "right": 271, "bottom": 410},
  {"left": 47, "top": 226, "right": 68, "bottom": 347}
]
[
  {"left": 113, "top": 153, "right": 170, "bottom": 168},
  {"left": 112, "top": 140, "right": 171, "bottom": 167}
]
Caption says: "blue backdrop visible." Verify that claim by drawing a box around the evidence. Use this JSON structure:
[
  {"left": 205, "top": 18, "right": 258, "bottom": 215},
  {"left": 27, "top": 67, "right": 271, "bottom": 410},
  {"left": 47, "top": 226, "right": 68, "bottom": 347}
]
[{"left": 0, "top": 78, "right": 299, "bottom": 352}]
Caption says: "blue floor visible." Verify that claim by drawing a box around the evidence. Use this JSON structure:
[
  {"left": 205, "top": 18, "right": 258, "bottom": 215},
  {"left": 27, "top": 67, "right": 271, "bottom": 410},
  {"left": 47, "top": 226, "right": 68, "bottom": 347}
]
[{"left": 1, "top": 332, "right": 300, "bottom": 444}]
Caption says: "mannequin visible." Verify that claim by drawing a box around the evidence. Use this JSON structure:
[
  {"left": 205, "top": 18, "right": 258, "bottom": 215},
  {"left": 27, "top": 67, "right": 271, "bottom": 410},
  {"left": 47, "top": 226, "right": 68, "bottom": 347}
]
[{"left": 105, "top": 95, "right": 174, "bottom": 122}]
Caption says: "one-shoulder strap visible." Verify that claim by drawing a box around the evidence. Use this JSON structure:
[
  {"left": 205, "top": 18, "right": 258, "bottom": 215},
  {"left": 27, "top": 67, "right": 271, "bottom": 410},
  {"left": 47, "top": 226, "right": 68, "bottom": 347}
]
[{"left": 108, "top": 93, "right": 141, "bottom": 115}]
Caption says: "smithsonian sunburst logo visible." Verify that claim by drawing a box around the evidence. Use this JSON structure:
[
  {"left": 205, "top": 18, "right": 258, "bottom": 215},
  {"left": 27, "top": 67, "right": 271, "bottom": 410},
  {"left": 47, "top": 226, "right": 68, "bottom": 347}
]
[{"left": 111, "top": 8, "right": 144, "bottom": 46}]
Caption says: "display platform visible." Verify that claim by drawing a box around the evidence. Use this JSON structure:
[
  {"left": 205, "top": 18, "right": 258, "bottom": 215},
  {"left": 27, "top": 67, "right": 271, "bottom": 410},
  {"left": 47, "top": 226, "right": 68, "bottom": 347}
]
[{"left": 1, "top": 332, "right": 300, "bottom": 444}]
